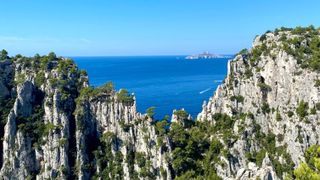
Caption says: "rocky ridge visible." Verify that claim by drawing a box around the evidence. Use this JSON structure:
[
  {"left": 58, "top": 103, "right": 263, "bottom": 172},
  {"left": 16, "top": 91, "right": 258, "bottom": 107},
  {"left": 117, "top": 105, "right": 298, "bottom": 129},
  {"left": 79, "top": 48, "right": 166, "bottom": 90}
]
[
  {"left": 198, "top": 26, "right": 320, "bottom": 179},
  {"left": 0, "top": 26, "right": 319, "bottom": 180},
  {"left": 0, "top": 53, "right": 172, "bottom": 179}
]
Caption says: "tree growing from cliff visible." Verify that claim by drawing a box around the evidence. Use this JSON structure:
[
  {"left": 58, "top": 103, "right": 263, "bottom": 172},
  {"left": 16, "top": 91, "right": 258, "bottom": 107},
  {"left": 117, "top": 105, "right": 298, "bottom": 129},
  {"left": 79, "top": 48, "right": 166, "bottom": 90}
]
[
  {"left": 0, "top": 49, "right": 8, "bottom": 60},
  {"left": 294, "top": 145, "right": 320, "bottom": 179}
]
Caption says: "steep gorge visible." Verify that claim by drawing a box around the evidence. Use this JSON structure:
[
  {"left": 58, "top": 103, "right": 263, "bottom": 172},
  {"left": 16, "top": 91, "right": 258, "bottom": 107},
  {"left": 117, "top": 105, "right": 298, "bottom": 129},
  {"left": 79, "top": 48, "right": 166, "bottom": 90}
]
[{"left": 0, "top": 26, "right": 319, "bottom": 180}]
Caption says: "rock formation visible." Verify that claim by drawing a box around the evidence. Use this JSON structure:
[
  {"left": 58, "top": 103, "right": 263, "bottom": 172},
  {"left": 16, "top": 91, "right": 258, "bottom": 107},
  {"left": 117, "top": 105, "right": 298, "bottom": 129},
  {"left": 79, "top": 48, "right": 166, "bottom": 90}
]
[
  {"left": 0, "top": 26, "right": 319, "bottom": 179},
  {"left": 0, "top": 54, "right": 172, "bottom": 179},
  {"left": 198, "top": 26, "right": 320, "bottom": 179}
]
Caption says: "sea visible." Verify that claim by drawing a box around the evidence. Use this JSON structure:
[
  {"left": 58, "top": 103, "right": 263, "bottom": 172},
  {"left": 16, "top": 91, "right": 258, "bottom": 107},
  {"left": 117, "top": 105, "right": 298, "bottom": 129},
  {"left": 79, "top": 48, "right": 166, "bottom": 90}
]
[{"left": 73, "top": 56, "right": 230, "bottom": 119}]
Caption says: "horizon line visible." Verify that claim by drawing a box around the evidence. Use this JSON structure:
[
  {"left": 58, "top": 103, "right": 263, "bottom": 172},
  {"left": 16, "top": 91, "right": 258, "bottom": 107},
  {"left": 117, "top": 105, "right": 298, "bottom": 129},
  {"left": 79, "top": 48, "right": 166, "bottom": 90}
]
[{"left": 66, "top": 54, "right": 236, "bottom": 58}]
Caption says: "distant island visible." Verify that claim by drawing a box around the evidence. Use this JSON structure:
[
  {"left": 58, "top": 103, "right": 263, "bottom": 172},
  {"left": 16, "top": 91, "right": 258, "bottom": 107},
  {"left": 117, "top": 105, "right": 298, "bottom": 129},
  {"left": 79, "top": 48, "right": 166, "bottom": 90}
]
[{"left": 185, "top": 52, "right": 232, "bottom": 60}]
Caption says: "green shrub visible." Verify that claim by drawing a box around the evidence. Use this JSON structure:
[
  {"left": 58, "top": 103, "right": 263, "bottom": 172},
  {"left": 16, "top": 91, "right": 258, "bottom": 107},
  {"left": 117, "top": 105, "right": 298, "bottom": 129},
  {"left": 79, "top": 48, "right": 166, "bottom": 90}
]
[
  {"left": 146, "top": 106, "right": 156, "bottom": 118},
  {"left": 287, "top": 111, "right": 294, "bottom": 117},
  {"left": 135, "top": 152, "right": 146, "bottom": 168},
  {"left": 230, "top": 95, "right": 244, "bottom": 103},
  {"left": 294, "top": 145, "right": 320, "bottom": 179},
  {"left": 117, "top": 89, "right": 134, "bottom": 103},
  {"left": 256, "top": 150, "right": 267, "bottom": 166},
  {"left": 244, "top": 68, "right": 253, "bottom": 78},
  {"left": 237, "top": 48, "right": 248, "bottom": 55},
  {"left": 296, "top": 101, "right": 309, "bottom": 119},
  {"left": 35, "top": 71, "right": 45, "bottom": 87},
  {"left": 310, "top": 108, "right": 317, "bottom": 115},
  {"left": 316, "top": 103, "right": 320, "bottom": 111},
  {"left": 258, "top": 83, "right": 272, "bottom": 92},
  {"left": 15, "top": 74, "right": 26, "bottom": 84},
  {"left": 261, "top": 102, "right": 270, "bottom": 114},
  {"left": 315, "top": 79, "right": 320, "bottom": 87},
  {"left": 276, "top": 111, "right": 282, "bottom": 121},
  {"left": 119, "top": 120, "right": 132, "bottom": 132},
  {"left": 0, "top": 49, "right": 8, "bottom": 60}
]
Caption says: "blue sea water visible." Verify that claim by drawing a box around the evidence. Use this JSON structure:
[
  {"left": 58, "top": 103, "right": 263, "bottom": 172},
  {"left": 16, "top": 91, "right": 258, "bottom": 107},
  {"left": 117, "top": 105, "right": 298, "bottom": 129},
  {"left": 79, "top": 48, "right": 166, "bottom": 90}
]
[{"left": 73, "top": 56, "right": 230, "bottom": 119}]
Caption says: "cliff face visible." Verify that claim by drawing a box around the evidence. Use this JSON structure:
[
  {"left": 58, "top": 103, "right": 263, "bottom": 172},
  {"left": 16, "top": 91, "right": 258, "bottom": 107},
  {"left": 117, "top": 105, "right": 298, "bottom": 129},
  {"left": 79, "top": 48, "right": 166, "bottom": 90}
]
[
  {"left": 0, "top": 26, "right": 319, "bottom": 180},
  {"left": 0, "top": 54, "right": 172, "bottom": 179},
  {"left": 198, "top": 26, "right": 320, "bottom": 179}
]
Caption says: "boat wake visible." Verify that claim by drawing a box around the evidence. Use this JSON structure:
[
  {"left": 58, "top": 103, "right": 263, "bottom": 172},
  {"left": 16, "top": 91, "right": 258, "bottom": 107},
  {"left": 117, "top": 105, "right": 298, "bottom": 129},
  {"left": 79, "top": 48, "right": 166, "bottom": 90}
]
[{"left": 199, "top": 88, "right": 211, "bottom": 94}]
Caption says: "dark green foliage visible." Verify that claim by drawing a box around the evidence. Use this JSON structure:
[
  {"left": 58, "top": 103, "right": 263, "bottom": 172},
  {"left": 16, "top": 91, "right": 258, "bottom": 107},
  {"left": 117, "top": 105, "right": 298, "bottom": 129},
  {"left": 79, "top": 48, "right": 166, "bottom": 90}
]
[
  {"left": 119, "top": 120, "right": 133, "bottom": 132},
  {"left": 16, "top": 89, "right": 48, "bottom": 148},
  {"left": 0, "top": 98, "right": 15, "bottom": 124},
  {"left": 35, "top": 71, "right": 45, "bottom": 87},
  {"left": 279, "top": 27, "right": 320, "bottom": 71},
  {"left": 310, "top": 107, "right": 317, "bottom": 115},
  {"left": 168, "top": 120, "right": 221, "bottom": 179},
  {"left": 57, "top": 58, "right": 76, "bottom": 74},
  {"left": 237, "top": 48, "right": 248, "bottom": 55},
  {"left": 234, "top": 26, "right": 320, "bottom": 72},
  {"left": 155, "top": 117, "right": 169, "bottom": 136},
  {"left": 146, "top": 106, "right": 156, "bottom": 118},
  {"left": 260, "top": 34, "right": 267, "bottom": 41},
  {"left": 315, "top": 79, "right": 320, "bottom": 87},
  {"left": 244, "top": 68, "right": 253, "bottom": 78},
  {"left": 255, "top": 150, "right": 267, "bottom": 166},
  {"left": 276, "top": 110, "right": 282, "bottom": 121},
  {"left": 47, "top": 52, "right": 57, "bottom": 60},
  {"left": 249, "top": 43, "right": 268, "bottom": 66},
  {"left": 94, "top": 132, "right": 124, "bottom": 179},
  {"left": 296, "top": 101, "right": 309, "bottom": 119},
  {"left": 135, "top": 152, "right": 146, "bottom": 168},
  {"left": 212, "top": 113, "right": 234, "bottom": 131},
  {"left": 249, "top": 128, "right": 295, "bottom": 177},
  {"left": 76, "top": 82, "right": 114, "bottom": 104},
  {"left": 230, "top": 95, "right": 244, "bottom": 103},
  {"left": 0, "top": 49, "right": 8, "bottom": 60},
  {"left": 117, "top": 89, "right": 134, "bottom": 103},
  {"left": 261, "top": 102, "right": 270, "bottom": 114},
  {"left": 173, "top": 109, "right": 188, "bottom": 119},
  {"left": 258, "top": 82, "right": 272, "bottom": 92},
  {"left": 316, "top": 103, "right": 320, "bottom": 111},
  {"left": 173, "top": 109, "right": 194, "bottom": 128},
  {"left": 287, "top": 111, "right": 294, "bottom": 117}
]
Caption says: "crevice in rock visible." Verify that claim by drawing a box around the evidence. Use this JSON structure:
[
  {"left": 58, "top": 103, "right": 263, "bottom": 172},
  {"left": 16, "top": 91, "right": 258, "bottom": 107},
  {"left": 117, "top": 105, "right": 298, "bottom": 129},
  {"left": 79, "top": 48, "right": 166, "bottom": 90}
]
[
  {"left": 0, "top": 60, "right": 15, "bottom": 169},
  {"left": 67, "top": 114, "right": 77, "bottom": 180},
  {"left": 0, "top": 97, "right": 15, "bottom": 169}
]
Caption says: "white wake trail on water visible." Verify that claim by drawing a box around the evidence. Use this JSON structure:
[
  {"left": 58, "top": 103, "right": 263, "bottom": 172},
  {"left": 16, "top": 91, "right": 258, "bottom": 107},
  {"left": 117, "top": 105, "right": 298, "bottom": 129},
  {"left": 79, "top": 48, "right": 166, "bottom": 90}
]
[{"left": 199, "top": 88, "right": 212, "bottom": 94}]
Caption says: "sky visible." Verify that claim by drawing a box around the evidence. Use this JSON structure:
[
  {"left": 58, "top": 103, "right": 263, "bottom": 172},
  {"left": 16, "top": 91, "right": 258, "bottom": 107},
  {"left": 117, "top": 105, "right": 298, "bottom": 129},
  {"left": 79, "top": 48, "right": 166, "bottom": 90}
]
[{"left": 0, "top": 0, "right": 320, "bottom": 56}]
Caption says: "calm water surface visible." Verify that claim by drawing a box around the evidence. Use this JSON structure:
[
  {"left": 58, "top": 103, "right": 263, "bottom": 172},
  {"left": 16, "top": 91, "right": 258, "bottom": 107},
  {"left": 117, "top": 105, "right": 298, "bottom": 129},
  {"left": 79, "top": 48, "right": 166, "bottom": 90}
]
[{"left": 73, "top": 56, "right": 230, "bottom": 119}]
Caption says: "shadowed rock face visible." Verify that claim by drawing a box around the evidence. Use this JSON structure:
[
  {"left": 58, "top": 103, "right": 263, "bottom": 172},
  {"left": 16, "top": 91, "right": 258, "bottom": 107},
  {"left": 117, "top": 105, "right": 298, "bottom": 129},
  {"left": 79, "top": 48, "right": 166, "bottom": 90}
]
[
  {"left": 0, "top": 60, "right": 13, "bottom": 99},
  {"left": 0, "top": 26, "right": 319, "bottom": 180}
]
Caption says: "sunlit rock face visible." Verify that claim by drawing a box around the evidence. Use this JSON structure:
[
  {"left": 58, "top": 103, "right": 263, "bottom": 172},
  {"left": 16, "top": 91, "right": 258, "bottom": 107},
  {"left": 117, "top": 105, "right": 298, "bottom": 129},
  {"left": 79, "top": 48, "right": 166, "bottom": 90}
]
[
  {"left": 0, "top": 26, "right": 320, "bottom": 180},
  {"left": 198, "top": 27, "right": 320, "bottom": 179},
  {"left": 0, "top": 54, "right": 172, "bottom": 180}
]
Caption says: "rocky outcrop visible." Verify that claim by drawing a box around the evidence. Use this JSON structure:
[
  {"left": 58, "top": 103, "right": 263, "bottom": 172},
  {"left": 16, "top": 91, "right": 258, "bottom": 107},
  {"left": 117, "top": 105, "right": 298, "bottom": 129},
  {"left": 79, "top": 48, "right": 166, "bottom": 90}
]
[
  {"left": 75, "top": 89, "right": 172, "bottom": 180},
  {"left": 0, "top": 26, "right": 319, "bottom": 180},
  {"left": 0, "top": 55, "right": 173, "bottom": 179},
  {"left": 198, "top": 27, "right": 320, "bottom": 179}
]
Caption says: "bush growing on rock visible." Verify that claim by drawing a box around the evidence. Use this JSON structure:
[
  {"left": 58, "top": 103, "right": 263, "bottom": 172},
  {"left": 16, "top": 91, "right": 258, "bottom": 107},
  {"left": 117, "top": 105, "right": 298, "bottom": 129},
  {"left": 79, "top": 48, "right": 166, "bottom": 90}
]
[
  {"left": 296, "top": 101, "right": 309, "bottom": 119},
  {"left": 117, "top": 89, "right": 134, "bottom": 103},
  {"left": 0, "top": 49, "right": 8, "bottom": 60},
  {"left": 294, "top": 145, "right": 320, "bottom": 179}
]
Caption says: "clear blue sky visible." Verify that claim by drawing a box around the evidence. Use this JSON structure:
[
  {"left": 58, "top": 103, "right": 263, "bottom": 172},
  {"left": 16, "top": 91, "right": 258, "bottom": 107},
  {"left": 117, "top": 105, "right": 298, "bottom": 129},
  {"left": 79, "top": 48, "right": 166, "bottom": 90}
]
[{"left": 0, "top": 0, "right": 319, "bottom": 56}]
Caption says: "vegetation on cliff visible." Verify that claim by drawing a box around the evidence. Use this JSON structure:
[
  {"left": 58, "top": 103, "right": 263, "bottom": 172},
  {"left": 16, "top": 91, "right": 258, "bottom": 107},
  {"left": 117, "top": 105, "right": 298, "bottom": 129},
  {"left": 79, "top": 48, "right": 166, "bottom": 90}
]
[{"left": 0, "top": 25, "right": 319, "bottom": 179}]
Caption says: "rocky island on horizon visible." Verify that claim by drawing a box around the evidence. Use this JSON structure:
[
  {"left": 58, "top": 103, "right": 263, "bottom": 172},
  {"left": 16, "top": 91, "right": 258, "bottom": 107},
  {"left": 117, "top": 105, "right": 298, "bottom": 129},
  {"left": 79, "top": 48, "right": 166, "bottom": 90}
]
[
  {"left": 0, "top": 26, "right": 320, "bottom": 179},
  {"left": 185, "top": 51, "right": 233, "bottom": 60}
]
